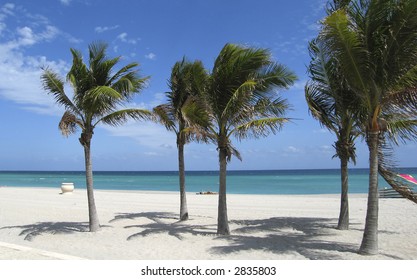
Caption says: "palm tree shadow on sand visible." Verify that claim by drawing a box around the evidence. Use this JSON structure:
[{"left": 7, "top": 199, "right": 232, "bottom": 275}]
[
  {"left": 0, "top": 222, "right": 90, "bottom": 241},
  {"left": 109, "top": 212, "right": 217, "bottom": 241},
  {"left": 210, "top": 217, "right": 402, "bottom": 260}
]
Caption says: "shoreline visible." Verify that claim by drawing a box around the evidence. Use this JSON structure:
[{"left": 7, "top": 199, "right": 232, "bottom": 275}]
[
  {"left": 0, "top": 185, "right": 369, "bottom": 197},
  {"left": 1, "top": 187, "right": 415, "bottom": 260}
]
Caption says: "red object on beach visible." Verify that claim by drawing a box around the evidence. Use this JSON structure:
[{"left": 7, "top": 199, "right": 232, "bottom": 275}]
[{"left": 398, "top": 174, "right": 417, "bottom": 185}]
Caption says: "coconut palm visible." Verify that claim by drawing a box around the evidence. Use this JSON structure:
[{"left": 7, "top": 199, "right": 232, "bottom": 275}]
[
  {"left": 204, "top": 43, "right": 297, "bottom": 235},
  {"left": 320, "top": 0, "right": 417, "bottom": 254},
  {"left": 305, "top": 38, "right": 361, "bottom": 230},
  {"left": 153, "top": 58, "right": 208, "bottom": 221},
  {"left": 41, "top": 42, "right": 150, "bottom": 232}
]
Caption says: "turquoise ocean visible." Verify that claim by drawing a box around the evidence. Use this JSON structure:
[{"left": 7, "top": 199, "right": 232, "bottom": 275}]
[{"left": 1, "top": 168, "right": 417, "bottom": 194}]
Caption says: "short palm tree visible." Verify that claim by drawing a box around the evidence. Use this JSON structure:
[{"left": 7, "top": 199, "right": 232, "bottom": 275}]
[
  {"left": 204, "top": 43, "right": 297, "bottom": 235},
  {"left": 321, "top": 0, "right": 417, "bottom": 254},
  {"left": 305, "top": 38, "right": 361, "bottom": 230},
  {"left": 41, "top": 42, "right": 150, "bottom": 232},
  {"left": 153, "top": 58, "right": 208, "bottom": 221}
]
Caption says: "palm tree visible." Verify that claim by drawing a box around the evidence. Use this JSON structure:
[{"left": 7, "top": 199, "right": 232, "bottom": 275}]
[
  {"left": 305, "top": 38, "right": 361, "bottom": 230},
  {"left": 153, "top": 58, "right": 208, "bottom": 221},
  {"left": 41, "top": 42, "right": 150, "bottom": 232},
  {"left": 204, "top": 43, "right": 297, "bottom": 235},
  {"left": 320, "top": 0, "right": 417, "bottom": 254}
]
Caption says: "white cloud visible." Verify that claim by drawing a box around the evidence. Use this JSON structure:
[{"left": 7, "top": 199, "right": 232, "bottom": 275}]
[
  {"left": 1, "top": 3, "right": 15, "bottom": 16},
  {"left": 95, "top": 93, "right": 174, "bottom": 149},
  {"left": 41, "top": 25, "right": 60, "bottom": 40},
  {"left": 116, "top": 32, "right": 138, "bottom": 44},
  {"left": 103, "top": 121, "right": 176, "bottom": 150},
  {"left": 0, "top": 5, "right": 70, "bottom": 115},
  {"left": 144, "top": 151, "right": 161, "bottom": 157},
  {"left": 145, "top": 52, "right": 156, "bottom": 60},
  {"left": 0, "top": 22, "right": 6, "bottom": 34},
  {"left": 16, "top": 26, "right": 36, "bottom": 45},
  {"left": 285, "top": 146, "right": 302, "bottom": 153},
  {"left": 0, "top": 42, "right": 68, "bottom": 115},
  {"left": 320, "top": 145, "right": 334, "bottom": 153},
  {"left": 95, "top": 25, "right": 119, "bottom": 33},
  {"left": 59, "top": 0, "right": 72, "bottom": 6}
]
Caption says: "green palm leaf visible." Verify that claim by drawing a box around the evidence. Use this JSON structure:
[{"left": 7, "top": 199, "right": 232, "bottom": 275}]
[
  {"left": 41, "top": 68, "right": 79, "bottom": 114},
  {"left": 99, "top": 109, "right": 153, "bottom": 126},
  {"left": 234, "top": 117, "right": 289, "bottom": 140}
]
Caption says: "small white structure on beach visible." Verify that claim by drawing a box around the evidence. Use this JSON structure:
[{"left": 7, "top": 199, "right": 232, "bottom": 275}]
[{"left": 60, "top": 182, "right": 74, "bottom": 194}]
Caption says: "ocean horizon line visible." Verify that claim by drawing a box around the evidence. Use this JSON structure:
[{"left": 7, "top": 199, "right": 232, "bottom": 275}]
[{"left": 1, "top": 167, "right": 416, "bottom": 173}]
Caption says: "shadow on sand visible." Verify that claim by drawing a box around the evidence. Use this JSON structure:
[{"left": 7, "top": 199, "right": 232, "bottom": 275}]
[
  {"left": 0, "top": 222, "right": 89, "bottom": 241},
  {"left": 110, "top": 211, "right": 217, "bottom": 241},
  {"left": 209, "top": 217, "right": 360, "bottom": 260},
  {"left": 110, "top": 212, "right": 362, "bottom": 259}
]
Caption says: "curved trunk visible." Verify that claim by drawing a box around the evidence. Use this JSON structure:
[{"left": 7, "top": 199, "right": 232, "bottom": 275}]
[
  {"left": 337, "top": 157, "right": 349, "bottom": 230},
  {"left": 217, "top": 146, "right": 230, "bottom": 235},
  {"left": 359, "top": 131, "right": 379, "bottom": 255},
  {"left": 178, "top": 141, "right": 188, "bottom": 221},
  {"left": 81, "top": 132, "right": 100, "bottom": 232},
  {"left": 337, "top": 155, "right": 349, "bottom": 230}
]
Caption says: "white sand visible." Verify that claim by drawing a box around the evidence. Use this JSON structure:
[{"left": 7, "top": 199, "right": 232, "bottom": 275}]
[{"left": 0, "top": 186, "right": 416, "bottom": 260}]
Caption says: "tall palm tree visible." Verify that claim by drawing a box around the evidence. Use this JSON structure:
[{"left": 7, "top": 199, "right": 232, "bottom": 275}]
[
  {"left": 41, "top": 42, "right": 150, "bottom": 232},
  {"left": 153, "top": 58, "right": 208, "bottom": 221},
  {"left": 320, "top": 0, "right": 417, "bottom": 254},
  {"left": 204, "top": 43, "right": 297, "bottom": 235},
  {"left": 305, "top": 38, "right": 361, "bottom": 230}
]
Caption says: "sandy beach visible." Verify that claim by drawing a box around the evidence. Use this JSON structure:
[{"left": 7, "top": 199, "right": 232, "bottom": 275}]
[{"left": 0, "top": 186, "right": 416, "bottom": 260}]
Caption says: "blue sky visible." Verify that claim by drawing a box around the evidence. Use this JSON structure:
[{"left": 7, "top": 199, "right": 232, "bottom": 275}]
[{"left": 0, "top": 0, "right": 416, "bottom": 171}]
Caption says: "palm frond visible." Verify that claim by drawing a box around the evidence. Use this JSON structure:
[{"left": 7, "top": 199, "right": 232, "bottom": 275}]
[
  {"left": 378, "top": 137, "right": 417, "bottom": 204},
  {"left": 229, "top": 145, "right": 242, "bottom": 162},
  {"left": 384, "top": 116, "right": 417, "bottom": 145},
  {"left": 322, "top": 9, "right": 370, "bottom": 101},
  {"left": 305, "top": 82, "right": 338, "bottom": 133},
  {"left": 254, "top": 96, "right": 290, "bottom": 118},
  {"left": 181, "top": 126, "right": 211, "bottom": 144},
  {"left": 181, "top": 96, "right": 210, "bottom": 129},
  {"left": 153, "top": 104, "right": 177, "bottom": 133},
  {"left": 88, "top": 41, "right": 108, "bottom": 71},
  {"left": 233, "top": 117, "right": 289, "bottom": 140},
  {"left": 98, "top": 108, "right": 153, "bottom": 127},
  {"left": 221, "top": 80, "right": 257, "bottom": 120},
  {"left": 83, "top": 86, "right": 123, "bottom": 117},
  {"left": 41, "top": 68, "right": 78, "bottom": 113},
  {"left": 384, "top": 87, "right": 417, "bottom": 112},
  {"left": 108, "top": 62, "right": 139, "bottom": 84},
  {"left": 59, "top": 111, "right": 83, "bottom": 137},
  {"left": 254, "top": 62, "right": 297, "bottom": 93},
  {"left": 112, "top": 73, "right": 149, "bottom": 99}
]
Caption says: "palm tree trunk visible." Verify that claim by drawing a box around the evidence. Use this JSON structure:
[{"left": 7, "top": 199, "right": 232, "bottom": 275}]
[
  {"left": 337, "top": 155, "right": 349, "bottom": 230},
  {"left": 217, "top": 147, "right": 230, "bottom": 235},
  {"left": 359, "top": 131, "right": 379, "bottom": 255},
  {"left": 178, "top": 141, "right": 188, "bottom": 221},
  {"left": 81, "top": 132, "right": 100, "bottom": 232}
]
